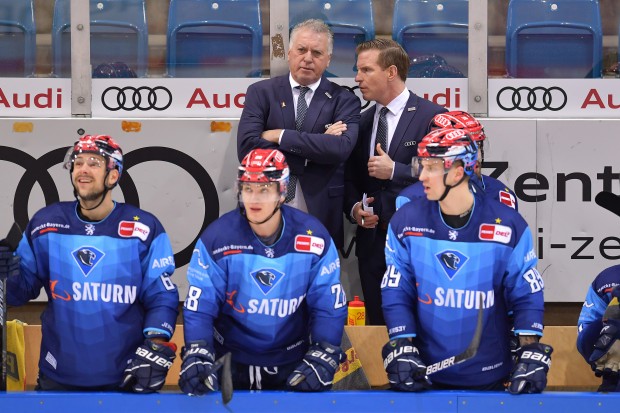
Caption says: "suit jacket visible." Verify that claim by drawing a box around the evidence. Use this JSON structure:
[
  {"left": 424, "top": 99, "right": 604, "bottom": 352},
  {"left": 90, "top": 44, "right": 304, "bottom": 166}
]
[
  {"left": 237, "top": 74, "right": 361, "bottom": 248},
  {"left": 344, "top": 91, "right": 446, "bottom": 256}
]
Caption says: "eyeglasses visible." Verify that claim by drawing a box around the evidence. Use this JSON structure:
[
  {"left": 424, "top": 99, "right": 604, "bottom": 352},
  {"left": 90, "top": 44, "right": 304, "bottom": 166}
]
[{"left": 73, "top": 156, "right": 104, "bottom": 169}]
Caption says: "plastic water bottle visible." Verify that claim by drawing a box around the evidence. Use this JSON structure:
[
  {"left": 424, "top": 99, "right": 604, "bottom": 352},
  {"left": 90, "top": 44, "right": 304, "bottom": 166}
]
[{"left": 347, "top": 296, "right": 366, "bottom": 326}]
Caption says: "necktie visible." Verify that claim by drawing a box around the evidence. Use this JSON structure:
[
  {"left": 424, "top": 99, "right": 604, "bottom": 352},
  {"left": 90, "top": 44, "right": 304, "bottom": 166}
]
[
  {"left": 285, "top": 86, "right": 310, "bottom": 202},
  {"left": 374, "top": 106, "right": 389, "bottom": 155}
]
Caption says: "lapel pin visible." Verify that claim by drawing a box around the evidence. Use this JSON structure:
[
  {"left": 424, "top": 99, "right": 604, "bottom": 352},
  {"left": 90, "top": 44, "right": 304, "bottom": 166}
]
[
  {"left": 281, "top": 102, "right": 286, "bottom": 108},
  {"left": 325, "top": 92, "right": 332, "bottom": 99},
  {"left": 407, "top": 106, "right": 416, "bottom": 112}
]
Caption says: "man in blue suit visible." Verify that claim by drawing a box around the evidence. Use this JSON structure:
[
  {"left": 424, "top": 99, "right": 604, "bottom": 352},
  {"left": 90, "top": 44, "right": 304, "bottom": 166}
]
[
  {"left": 237, "top": 19, "right": 361, "bottom": 249},
  {"left": 344, "top": 39, "right": 446, "bottom": 325}
]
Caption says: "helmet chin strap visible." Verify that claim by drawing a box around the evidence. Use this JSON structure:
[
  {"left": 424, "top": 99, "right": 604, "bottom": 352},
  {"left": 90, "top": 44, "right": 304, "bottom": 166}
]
[{"left": 438, "top": 173, "right": 468, "bottom": 202}]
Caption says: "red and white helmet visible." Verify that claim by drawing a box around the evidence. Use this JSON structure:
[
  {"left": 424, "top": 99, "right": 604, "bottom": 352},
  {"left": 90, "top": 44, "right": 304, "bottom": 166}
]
[
  {"left": 430, "top": 111, "right": 486, "bottom": 142},
  {"left": 414, "top": 128, "right": 478, "bottom": 176},
  {"left": 238, "top": 149, "right": 289, "bottom": 198},
  {"left": 64, "top": 135, "right": 124, "bottom": 177}
]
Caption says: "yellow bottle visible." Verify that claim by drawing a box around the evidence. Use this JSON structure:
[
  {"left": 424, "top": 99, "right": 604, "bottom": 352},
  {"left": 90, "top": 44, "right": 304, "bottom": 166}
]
[{"left": 347, "top": 296, "right": 366, "bottom": 326}]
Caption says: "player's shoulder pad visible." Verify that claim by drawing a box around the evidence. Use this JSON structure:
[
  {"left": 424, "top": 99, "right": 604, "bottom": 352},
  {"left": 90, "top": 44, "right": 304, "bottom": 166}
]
[
  {"left": 591, "top": 264, "right": 620, "bottom": 297},
  {"left": 26, "top": 201, "right": 77, "bottom": 239}
]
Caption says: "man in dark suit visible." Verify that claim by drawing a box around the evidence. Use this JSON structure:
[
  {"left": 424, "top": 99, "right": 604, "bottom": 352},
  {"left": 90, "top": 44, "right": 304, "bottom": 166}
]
[
  {"left": 237, "top": 19, "right": 361, "bottom": 249},
  {"left": 344, "top": 39, "right": 447, "bottom": 325}
]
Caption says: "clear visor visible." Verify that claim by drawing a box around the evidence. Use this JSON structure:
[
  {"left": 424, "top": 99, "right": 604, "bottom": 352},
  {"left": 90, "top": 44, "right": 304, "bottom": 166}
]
[
  {"left": 411, "top": 157, "right": 448, "bottom": 178},
  {"left": 63, "top": 149, "right": 105, "bottom": 171},
  {"left": 238, "top": 182, "right": 281, "bottom": 204}
]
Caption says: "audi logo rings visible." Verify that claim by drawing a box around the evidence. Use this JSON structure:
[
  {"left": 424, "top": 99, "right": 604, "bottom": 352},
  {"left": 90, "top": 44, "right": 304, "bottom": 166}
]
[
  {"left": 102, "top": 86, "right": 173, "bottom": 111},
  {"left": 497, "top": 86, "right": 567, "bottom": 112}
]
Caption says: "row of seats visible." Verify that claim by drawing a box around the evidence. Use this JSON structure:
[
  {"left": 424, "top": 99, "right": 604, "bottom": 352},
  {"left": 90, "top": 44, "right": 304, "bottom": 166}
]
[{"left": 0, "top": 0, "right": 610, "bottom": 78}]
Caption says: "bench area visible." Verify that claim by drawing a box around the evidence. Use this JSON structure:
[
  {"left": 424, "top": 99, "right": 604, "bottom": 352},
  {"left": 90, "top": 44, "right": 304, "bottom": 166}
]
[{"left": 21, "top": 325, "right": 599, "bottom": 390}]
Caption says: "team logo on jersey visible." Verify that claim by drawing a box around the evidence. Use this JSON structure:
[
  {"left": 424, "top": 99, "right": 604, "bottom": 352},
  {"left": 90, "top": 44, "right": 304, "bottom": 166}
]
[
  {"left": 294, "top": 235, "right": 325, "bottom": 255},
  {"left": 265, "top": 247, "right": 275, "bottom": 258},
  {"left": 435, "top": 250, "right": 468, "bottom": 280},
  {"left": 499, "top": 190, "right": 516, "bottom": 209},
  {"left": 251, "top": 268, "right": 285, "bottom": 295},
  {"left": 448, "top": 230, "right": 458, "bottom": 240},
  {"left": 479, "top": 224, "right": 512, "bottom": 244},
  {"left": 71, "top": 246, "right": 105, "bottom": 277},
  {"left": 85, "top": 224, "right": 95, "bottom": 235},
  {"left": 118, "top": 220, "right": 150, "bottom": 241},
  {"left": 192, "top": 248, "right": 209, "bottom": 270}
]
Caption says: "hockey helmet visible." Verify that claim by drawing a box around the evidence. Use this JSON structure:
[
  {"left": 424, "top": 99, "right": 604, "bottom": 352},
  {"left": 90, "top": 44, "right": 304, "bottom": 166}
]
[
  {"left": 413, "top": 128, "right": 478, "bottom": 178},
  {"left": 430, "top": 111, "right": 486, "bottom": 142},
  {"left": 238, "top": 149, "right": 289, "bottom": 199},
  {"left": 64, "top": 135, "right": 124, "bottom": 180}
]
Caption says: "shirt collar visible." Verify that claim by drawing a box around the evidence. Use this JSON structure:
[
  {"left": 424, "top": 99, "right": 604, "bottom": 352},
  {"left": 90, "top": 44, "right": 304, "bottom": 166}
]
[{"left": 289, "top": 74, "right": 321, "bottom": 94}]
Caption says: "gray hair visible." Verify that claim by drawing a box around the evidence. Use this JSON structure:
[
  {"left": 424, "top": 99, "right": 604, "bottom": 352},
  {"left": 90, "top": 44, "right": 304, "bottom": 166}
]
[{"left": 290, "top": 19, "right": 333, "bottom": 55}]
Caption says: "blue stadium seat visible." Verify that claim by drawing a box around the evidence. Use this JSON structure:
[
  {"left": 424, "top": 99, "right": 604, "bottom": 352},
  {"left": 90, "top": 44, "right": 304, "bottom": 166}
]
[
  {"left": 52, "top": 0, "right": 148, "bottom": 78},
  {"left": 506, "top": 0, "right": 603, "bottom": 78},
  {"left": 0, "top": 0, "right": 36, "bottom": 77},
  {"left": 392, "top": 0, "right": 468, "bottom": 78},
  {"left": 167, "top": 0, "right": 263, "bottom": 78},
  {"left": 289, "top": 0, "right": 375, "bottom": 78}
]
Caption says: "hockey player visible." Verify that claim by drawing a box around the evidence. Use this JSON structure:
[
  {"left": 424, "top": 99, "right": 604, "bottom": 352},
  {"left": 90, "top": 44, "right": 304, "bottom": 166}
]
[
  {"left": 179, "top": 148, "right": 346, "bottom": 394},
  {"left": 577, "top": 265, "right": 620, "bottom": 391},
  {"left": 396, "top": 111, "right": 517, "bottom": 211},
  {"left": 381, "top": 129, "right": 552, "bottom": 393},
  {"left": 0, "top": 135, "right": 179, "bottom": 392}
]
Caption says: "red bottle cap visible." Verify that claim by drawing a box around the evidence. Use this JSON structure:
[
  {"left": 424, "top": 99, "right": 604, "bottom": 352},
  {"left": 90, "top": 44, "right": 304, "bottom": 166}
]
[{"left": 349, "top": 295, "right": 365, "bottom": 307}]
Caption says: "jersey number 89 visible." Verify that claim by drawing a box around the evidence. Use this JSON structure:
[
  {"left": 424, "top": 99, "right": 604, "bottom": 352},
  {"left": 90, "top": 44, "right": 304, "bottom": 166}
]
[
  {"left": 523, "top": 268, "right": 544, "bottom": 293},
  {"left": 381, "top": 265, "right": 401, "bottom": 288}
]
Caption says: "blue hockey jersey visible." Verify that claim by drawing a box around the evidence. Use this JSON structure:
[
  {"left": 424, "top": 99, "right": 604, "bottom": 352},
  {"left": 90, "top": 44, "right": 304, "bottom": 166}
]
[
  {"left": 396, "top": 174, "right": 518, "bottom": 211},
  {"left": 383, "top": 190, "right": 544, "bottom": 386},
  {"left": 7, "top": 201, "right": 179, "bottom": 387},
  {"left": 183, "top": 206, "right": 346, "bottom": 366},
  {"left": 577, "top": 265, "right": 620, "bottom": 361}
]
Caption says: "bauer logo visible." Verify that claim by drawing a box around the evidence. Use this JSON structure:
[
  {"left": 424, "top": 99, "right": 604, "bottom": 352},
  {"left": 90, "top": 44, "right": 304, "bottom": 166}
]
[
  {"left": 479, "top": 224, "right": 512, "bottom": 244},
  {"left": 295, "top": 235, "right": 325, "bottom": 255},
  {"left": 118, "top": 221, "right": 150, "bottom": 241}
]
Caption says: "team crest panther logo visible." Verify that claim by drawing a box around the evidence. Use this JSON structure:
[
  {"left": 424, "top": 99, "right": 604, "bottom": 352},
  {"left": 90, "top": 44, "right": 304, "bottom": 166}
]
[
  {"left": 78, "top": 249, "right": 96, "bottom": 266},
  {"left": 250, "top": 268, "right": 285, "bottom": 295},
  {"left": 72, "top": 246, "right": 105, "bottom": 277},
  {"left": 441, "top": 252, "right": 460, "bottom": 270},
  {"left": 256, "top": 270, "right": 276, "bottom": 287},
  {"left": 435, "top": 250, "right": 468, "bottom": 280}
]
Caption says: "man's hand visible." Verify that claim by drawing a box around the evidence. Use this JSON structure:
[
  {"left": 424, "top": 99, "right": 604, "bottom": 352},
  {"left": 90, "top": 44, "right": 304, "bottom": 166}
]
[
  {"left": 368, "top": 144, "right": 394, "bottom": 180},
  {"left": 382, "top": 338, "right": 431, "bottom": 392},
  {"left": 0, "top": 245, "right": 20, "bottom": 280},
  {"left": 287, "top": 342, "right": 344, "bottom": 392},
  {"left": 120, "top": 339, "right": 177, "bottom": 393},
  {"left": 325, "top": 121, "right": 347, "bottom": 136},
  {"left": 508, "top": 342, "right": 553, "bottom": 394},
  {"left": 352, "top": 198, "right": 379, "bottom": 229},
  {"left": 178, "top": 342, "right": 220, "bottom": 395},
  {"left": 260, "top": 129, "right": 282, "bottom": 143}
]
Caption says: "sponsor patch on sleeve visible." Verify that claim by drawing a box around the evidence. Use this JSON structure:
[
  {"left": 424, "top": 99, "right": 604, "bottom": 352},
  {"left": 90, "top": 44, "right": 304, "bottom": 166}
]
[
  {"left": 118, "top": 220, "right": 150, "bottom": 241},
  {"left": 499, "top": 190, "right": 516, "bottom": 209},
  {"left": 479, "top": 224, "right": 512, "bottom": 244},
  {"left": 294, "top": 235, "right": 325, "bottom": 255}
]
